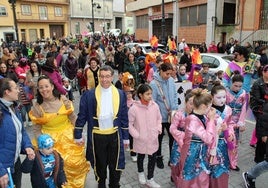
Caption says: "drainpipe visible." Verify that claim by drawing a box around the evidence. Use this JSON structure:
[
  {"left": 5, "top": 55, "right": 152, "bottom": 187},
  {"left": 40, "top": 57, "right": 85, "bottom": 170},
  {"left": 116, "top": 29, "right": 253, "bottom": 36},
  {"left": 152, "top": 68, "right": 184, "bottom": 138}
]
[{"left": 239, "top": 0, "right": 245, "bottom": 43}]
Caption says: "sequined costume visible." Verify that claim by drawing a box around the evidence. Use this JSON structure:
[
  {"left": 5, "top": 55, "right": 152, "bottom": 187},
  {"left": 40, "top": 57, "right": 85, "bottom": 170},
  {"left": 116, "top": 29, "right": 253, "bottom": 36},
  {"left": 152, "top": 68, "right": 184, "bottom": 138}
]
[
  {"left": 209, "top": 105, "right": 234, "bottom": 188},
  {"left": 226, "top": 88, "right": 247, "bottom": 169},
  {"left": 29, "top": 99, "right": 90, "bottom": 188},
  {"left": 169, "top": 110, "right": 187, "bottom": 186},
  {"left": 178, "top": 114, "right": 216, "bottom": 188}
]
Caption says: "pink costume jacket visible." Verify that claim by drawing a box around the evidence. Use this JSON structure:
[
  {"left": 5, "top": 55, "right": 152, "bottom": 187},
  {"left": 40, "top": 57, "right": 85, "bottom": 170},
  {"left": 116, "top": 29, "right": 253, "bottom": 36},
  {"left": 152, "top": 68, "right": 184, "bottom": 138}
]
[
  {"left": 170, "top": 110, "right": 187, "bottom": 150},
  {"left": 226, "top": 89, "right": 247, "bottom": 127},
  {"left": 128, "top": 100, "right": 162, "bottom": 155},
  {"left": 178, "top": 114, "right": 216, "bottom": 188},
  {"left": 209, "top": 105, "right": 235, "bottom": 188}
]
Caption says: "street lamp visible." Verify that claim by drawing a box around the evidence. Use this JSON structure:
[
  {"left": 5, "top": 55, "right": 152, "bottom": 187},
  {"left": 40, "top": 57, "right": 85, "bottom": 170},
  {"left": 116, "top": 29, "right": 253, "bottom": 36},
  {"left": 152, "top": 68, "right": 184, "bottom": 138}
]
[
  {"left": 8, "top": 0, "right": 19, "bottom": 42},
  {"left": 161, "top": 0, "right": 166, "bottom": 46},
  {"left": 91, "top": 0, "right": 101, "bottom": 33}
]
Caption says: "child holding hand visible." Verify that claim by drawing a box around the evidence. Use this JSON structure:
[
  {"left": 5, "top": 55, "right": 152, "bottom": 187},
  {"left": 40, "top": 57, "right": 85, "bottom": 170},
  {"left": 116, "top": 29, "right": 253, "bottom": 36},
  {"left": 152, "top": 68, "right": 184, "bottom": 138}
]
[{"left": 21, "top": 134, "right": 67, "bottom": 188}]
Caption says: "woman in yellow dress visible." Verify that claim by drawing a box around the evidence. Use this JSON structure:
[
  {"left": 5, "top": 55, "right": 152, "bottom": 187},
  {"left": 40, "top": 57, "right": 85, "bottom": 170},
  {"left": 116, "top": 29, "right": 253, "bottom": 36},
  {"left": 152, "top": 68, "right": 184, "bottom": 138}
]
[{"left": 29, "top": 75, "right": 89, "bottom": 188}]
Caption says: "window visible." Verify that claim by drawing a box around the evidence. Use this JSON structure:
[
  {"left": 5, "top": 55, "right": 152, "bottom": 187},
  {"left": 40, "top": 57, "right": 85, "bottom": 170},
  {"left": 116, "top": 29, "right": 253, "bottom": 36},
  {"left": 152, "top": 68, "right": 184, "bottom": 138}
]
[
  {"left": 0, "top": 6, "right": 7, "bottom": 16},
  {"left": 223, "top": 2, "right": 236, "bottom": 24},
  {"left": 260, "top": 0, "right": 268, "bottom": 29},
  {"left": 189, "top": 6, "right": 197, "bottom": 26},
  {"left": 180, "top": 4, "right": 207, "bottom": 27},
  {"left": 55, "top": 7, "right": 62, "bottom": 16},
  {"left": 75, "top": 22, "right": 80, "bottom": 34},
  {"left": 21, "top": 5, "right": 31, "bottom": 15},
  {"left": 21, "top": 29, "right": 26, "bottom": 42},
  {"left": 180, "top": 8, "right": 188, "bottom": 26},
  {"left": 198, "top": 4, "right": 207, "bottom": 24},
  {"left": 136, "top": 15, "right": 148, "bottom": 29},
  {"left": 39, "top": 6, "right": 48, "bottom": 20}
]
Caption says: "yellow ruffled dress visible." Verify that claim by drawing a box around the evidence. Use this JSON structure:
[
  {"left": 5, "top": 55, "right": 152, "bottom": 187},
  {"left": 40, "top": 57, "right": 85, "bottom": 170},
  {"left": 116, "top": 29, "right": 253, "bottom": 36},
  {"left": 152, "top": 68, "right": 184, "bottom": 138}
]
[{"left": 29, "top": 102, "right": 90, "bottom": 188}]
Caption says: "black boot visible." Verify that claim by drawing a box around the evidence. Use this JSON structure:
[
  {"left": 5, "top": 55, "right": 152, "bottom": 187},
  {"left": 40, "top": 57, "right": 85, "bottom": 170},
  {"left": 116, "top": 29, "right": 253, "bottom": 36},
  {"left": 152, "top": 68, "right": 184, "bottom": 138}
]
[{"left": 156, "top": 156, "right": 164, "bottom": 169}]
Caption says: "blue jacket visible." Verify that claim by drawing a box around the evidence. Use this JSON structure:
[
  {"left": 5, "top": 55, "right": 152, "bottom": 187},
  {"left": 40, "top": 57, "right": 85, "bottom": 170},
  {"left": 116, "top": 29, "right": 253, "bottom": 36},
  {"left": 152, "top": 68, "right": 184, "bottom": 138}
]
[
  {"left": 74, "top": 86, "right": 129, "bottom": 169},
  {"left": 0, "top": 101, "right": 32, "bottom": 177},
  {"left": 150, "top": 72, "right": 178, "bottom": 123}
]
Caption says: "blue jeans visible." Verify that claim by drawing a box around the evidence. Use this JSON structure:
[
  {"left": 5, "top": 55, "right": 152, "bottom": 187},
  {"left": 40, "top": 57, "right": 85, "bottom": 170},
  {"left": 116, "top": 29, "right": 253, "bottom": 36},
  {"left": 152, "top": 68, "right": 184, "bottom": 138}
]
[{"left": 248, "top": 160, "right": 268, "bottom": 179}]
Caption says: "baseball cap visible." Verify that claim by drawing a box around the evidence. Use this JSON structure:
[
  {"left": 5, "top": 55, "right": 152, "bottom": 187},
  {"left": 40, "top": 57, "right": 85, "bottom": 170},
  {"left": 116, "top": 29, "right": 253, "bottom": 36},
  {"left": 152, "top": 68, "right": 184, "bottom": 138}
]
[{"left": 38, "top": 134, "right": 54, "bottom": 149}]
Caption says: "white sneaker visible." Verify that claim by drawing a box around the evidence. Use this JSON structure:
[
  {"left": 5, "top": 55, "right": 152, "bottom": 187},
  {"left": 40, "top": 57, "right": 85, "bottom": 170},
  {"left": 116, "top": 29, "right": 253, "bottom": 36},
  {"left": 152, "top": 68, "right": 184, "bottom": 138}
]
[
  {"left": 131, "top": 156, "right": 137, "bottom": 162},
  {"left": 138, "top": 172, "right": 146, "bottom": 185},
  {"left": 146, "top": 178, "right": 161, "bottom": 188}
]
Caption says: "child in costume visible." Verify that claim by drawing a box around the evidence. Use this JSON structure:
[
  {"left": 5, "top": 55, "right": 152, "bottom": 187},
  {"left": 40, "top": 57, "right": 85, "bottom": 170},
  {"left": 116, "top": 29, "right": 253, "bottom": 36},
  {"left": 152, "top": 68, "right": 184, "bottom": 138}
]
[
  {"left": 178, "top": 88, "right": 216, "bottom": 188},
  {"left": 122, "top": 72, "right": 137, "bottom": 161},
  {"left": 128, "top": 84, "right": 162, "bottom": 188},
  {"left": 209, "top": 83, "right": 235, "bottom": 188},
  {"left": 21, "top": 134, "right": 67, "bottom": 188},
  {"left": 169, "top": 90, "right": 194, "bottom": 186},
  {"left": 226, "top": 71, "right": 247, "bottom": 171}
]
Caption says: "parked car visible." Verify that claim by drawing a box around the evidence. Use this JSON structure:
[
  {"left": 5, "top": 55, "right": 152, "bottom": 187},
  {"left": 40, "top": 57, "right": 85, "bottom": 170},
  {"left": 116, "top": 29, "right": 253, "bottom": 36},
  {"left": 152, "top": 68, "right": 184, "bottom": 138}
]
[
  {"left": 125, "top": 42, "right": 167, "bottom": 55},
  {"left": 200, "top": 53, "right": 234, "bottom": 73}
]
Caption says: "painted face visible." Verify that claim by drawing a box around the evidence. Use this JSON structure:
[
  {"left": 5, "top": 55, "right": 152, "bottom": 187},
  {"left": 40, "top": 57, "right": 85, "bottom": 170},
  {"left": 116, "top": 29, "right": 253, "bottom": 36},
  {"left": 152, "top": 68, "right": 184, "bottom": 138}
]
[
  {"left": 40, "top": 147, "right": 54, "bottom": 156},
  {"left": 160, "top": 70, "right": 172, "bottom": 80},
  {"left": 37, "top": 78, "right": 54, "bottom": 100},
  {"left": 139, "top": 89, "right": 152, "bottom": 102},
  {"left": 99, "top": 70, "right": 113, "bottom": 89},
  {"left": 213, "top": 90, "right": 226, "bottom": 106},
  {"left": 231, "top": 81, "right": 243, "bottom": 92},
  {"left": 5, "top": 81, "right": 19, "bottom": 101},
  {"left": 185, "top": 96, "right": 194, "bottom": 114}
]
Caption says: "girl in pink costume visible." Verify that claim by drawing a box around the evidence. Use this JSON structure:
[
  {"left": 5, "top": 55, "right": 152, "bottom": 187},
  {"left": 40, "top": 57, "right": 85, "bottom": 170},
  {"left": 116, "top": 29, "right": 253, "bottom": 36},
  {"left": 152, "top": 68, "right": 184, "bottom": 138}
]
[
  {"left": 226, "top": 71, "right": 247, "bottom": 171},
  {"left": 169, "top": 90, "right": 194, "bottom": 186},
  {"left": 209, "top": 83, "right": 235, "bottom": 188},
  {"left": 178, "top": 88, "right": 217, "bottom": 188}
]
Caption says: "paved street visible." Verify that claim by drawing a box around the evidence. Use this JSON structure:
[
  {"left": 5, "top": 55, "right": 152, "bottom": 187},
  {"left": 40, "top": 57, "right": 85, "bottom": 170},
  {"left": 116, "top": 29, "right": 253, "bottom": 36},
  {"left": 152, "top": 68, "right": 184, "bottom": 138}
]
[{"left": 21, "top": 90, "right": 267, "bottom": 188}]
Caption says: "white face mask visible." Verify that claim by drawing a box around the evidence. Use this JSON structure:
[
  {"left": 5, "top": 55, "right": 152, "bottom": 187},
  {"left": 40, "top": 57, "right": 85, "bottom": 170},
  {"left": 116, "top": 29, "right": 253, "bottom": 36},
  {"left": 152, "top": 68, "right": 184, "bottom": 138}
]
[{"left": 213, "top": 90, "right": 226, "bottom": 106}]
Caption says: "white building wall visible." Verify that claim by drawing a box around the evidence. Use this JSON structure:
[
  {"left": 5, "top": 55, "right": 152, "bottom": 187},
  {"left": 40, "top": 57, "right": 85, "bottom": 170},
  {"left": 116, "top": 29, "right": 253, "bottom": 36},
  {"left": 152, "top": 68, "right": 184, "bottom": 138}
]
[{"left": 206, "top": 0, "right": 216, "bottom": 45}]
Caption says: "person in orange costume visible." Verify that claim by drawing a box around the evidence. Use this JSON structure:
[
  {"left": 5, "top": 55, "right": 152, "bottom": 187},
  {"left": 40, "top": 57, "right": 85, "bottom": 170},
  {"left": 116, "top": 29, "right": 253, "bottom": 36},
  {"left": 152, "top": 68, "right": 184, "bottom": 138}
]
[
  {"left": 163, "top": 50, "right": 178, "bottom": 65},
  {"left": 145, "top": 35, "right": 160, "bottom": 78}
]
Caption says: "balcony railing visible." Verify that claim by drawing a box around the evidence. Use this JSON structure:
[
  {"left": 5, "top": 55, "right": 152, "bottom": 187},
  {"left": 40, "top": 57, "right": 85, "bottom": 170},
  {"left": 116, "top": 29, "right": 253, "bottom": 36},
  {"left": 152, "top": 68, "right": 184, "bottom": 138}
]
[
  {"left": 16, "top": 12, "right": 68, "bottom": 22},
  {"left": 20, "top": 0, "right": 69, "bottom": 5},
  {"left": 260, "top": 10, "right": 268, "bottom": 30}
]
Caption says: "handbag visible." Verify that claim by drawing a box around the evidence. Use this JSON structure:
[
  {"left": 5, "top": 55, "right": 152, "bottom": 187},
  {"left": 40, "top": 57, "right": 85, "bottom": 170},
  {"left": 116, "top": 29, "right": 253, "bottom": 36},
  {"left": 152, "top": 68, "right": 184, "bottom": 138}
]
[{"left": 155, "top": 80, "right": 173, "bottom": 123}]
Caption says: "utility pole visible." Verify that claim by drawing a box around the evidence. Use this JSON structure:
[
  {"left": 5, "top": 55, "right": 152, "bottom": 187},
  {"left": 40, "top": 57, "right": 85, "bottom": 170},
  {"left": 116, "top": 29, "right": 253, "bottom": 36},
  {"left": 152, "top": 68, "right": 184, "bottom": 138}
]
[{"left": 9, "top": 0, "right": 19, "bottom": 42}]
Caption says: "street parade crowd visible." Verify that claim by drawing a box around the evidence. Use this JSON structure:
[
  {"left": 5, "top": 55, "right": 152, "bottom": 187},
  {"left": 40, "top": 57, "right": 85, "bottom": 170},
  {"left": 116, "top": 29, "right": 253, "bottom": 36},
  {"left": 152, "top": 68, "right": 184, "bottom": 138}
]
[{"left": 0, "top": 32, "right": 268, "bottom": 188}]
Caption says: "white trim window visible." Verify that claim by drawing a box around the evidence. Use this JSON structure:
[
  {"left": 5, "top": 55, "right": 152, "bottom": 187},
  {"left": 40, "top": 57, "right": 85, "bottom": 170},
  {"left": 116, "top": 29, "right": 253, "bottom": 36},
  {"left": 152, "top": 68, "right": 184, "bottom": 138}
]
[
  {"left": 39, "top": 6, "right": 48, "bottom": 20},
  {"left": 0, "top": 6, "right": 7, "bottom": 16},
  {"left": 21, "top": 5, "right": 31, "bottom": 15},
  {"left": 55, "top": 7, "right": 62, "bottom": 16}
]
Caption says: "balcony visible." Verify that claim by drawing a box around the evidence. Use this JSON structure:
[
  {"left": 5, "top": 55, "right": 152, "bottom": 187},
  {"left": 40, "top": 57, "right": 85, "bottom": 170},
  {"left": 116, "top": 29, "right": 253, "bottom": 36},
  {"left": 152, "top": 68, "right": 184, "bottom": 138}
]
[
  {"left": 19, "top": 0, "right": 69, "bottom": 5},
  {"left": 260, "top": 10, "right": 268, "bottom": 30},
  {"left": 16, "top": 12, "right": 69, "bottom": 23}
]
